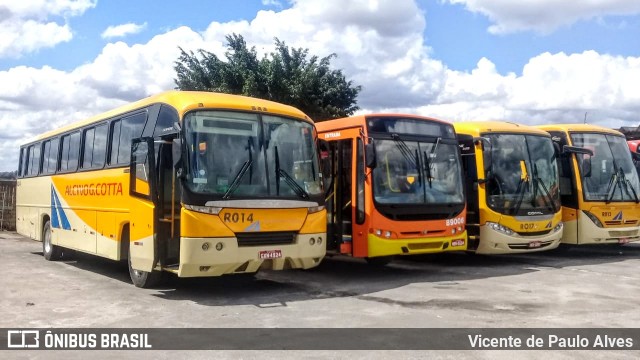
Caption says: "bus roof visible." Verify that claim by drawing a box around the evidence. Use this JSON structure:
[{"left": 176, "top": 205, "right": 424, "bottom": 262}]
[
  {"left": 536, "top": 123, "right": 624, "bottom": 136},
  {"left": 34, "top": 90, "right": 312, "bottom": 141},
  {"left": 315, "top": 113, "right": 451, "bottom": 132},
  {"left": 453, "top": 121, "right": 551, "bottom": 137}
]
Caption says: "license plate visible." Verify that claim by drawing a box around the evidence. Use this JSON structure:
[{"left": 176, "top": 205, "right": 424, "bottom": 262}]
[
  {"left": 618, "top": 238, "right": 630, "bottom": 244},
  {"left": 451, "top": 239, "right": 465, "bottom": 247},
  {"left": 528, "top": 241, "right": 541, "bottom": 248},
  {"left": 259, "top": 250, "right": 282, "bottom": 259}
]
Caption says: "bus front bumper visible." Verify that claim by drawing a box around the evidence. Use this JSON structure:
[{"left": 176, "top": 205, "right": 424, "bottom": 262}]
[
  {"left": 176, "top": 233, "right": 326, "bottom": 277},
  {"left": 366, "top": 231, "right": 468, "bottom": 258},
  {"left": 577, "top": 220, "right": 640, "bottom": 245},
  {"left": 475, "top": 225, "right": 562, "bottom": 254}
]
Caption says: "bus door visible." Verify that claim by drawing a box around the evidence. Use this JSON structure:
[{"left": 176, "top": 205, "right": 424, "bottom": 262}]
[
  {"left": 324, "top": 138, "right": 354, "bottom": 255},
  {"left": 129, "top": 137, "right": 159, "bottom": 271},
  {"left": 548, "top": 131, "right": 580, "bottom": 243},
  {"left": 156, "top": 137, "right": 181, "bottom": 268},
  {"left": 458, "top": 135, "right": 479, "bottom": 246}
]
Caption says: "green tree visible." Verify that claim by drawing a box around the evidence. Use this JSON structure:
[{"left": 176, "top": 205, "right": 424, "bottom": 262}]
[{"left": 174, "top": 34, "right": 361, "bottom": 121}]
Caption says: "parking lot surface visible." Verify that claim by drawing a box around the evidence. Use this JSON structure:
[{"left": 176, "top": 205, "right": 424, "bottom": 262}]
[{"left": 1, "top": 231, "right": 639, "bottom": 359}]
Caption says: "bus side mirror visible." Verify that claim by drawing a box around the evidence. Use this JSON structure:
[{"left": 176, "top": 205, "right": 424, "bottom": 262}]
[
  {"left": 552, "top": 142, "right": 561, "bottom": 156},
  {"left": 475, "top": 137, "right": 492, "bottom": 171},
  {"left": 474, "top": 137, "right": 491, "bottom": 151},
  {"left": 562, "top": 145, "right": 594, "bottom": 156},
  {"left": 365, "top": 143, "right": 377, "bottom": 168},
  {"left": 173, "top": 139, "right": 186, "bottom": 180}
]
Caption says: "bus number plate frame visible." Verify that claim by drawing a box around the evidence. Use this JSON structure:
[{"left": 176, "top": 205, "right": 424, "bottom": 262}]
[
  {"left": 259, "top": 249, "right": 283, "bottom": 259},
  {"left": 528, "top": 241, "right": 541, "bottom": 248}
]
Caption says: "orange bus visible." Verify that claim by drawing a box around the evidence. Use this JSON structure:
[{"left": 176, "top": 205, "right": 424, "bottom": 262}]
[{"left": 315, "top": 114, "right": 467, "bottom": 265}]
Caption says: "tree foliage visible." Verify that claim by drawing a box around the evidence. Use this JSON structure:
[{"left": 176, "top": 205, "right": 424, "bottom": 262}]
[{"left": 174, "top": 34, "right": 361, "bottom": 121}]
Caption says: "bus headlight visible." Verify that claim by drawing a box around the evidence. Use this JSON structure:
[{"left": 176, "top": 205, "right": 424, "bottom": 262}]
[
  {"left": 487, "top": 222, "right": 514, "bottom": 235},
  {"left": 583, "top": 210, "right": 604, "bottom": 228},
  {"left": 307, "top": 205, "right": 325, "bottom": 214},
  {"left": 553, "top": 223, "right": 563, "bottom": 233},
  {"left": 184, "top": 204, "right": 222, "bottom": 215}
]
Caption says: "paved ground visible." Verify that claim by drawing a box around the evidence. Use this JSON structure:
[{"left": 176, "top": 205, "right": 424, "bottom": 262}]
[{"left": 1, "top": 231, "right": 639, "bottom": 359}]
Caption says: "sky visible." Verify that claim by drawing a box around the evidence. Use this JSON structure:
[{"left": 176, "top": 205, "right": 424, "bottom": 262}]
[{"left": 2, "top": 0, "right": 640, "bottom": 171}]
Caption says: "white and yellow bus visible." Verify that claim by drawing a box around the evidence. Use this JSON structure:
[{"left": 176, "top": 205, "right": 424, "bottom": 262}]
[
  {"left": 454, "top": 121, "right": 563, "bottom": 254},
  {"left": 537, "top": 124, "right": 640, "bottom": 245},
  {"left": 16, "top": 91, "right": 326, "bottom": 287}
]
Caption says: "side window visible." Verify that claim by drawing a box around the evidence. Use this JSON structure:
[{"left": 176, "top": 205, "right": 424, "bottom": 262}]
[
  {"left": 18, "top": 147, "right": 26, "bottom": 178},
  {"left": 93, "top": 124, "right": 108, "bottom": 167},
  {"left": 153, "top": 105, "right": 179, "bottom": 136},
  {"left": 27, "top": 143, "right": 42, "bottom": 176},
  {"left": 60, "top": 132, "right": 80, "bottom": 172},
  {"left": 42, "top": 138, "right": 60, "bottom": 175},
  {"left": 82, "top": 127, "right": 95, "bottom": 168},
  {"left": 110, "top": 112, "right": 147, "bottom": 165},
  {"left": 82, "top": 124, "right": 108, "bottom": 169}
]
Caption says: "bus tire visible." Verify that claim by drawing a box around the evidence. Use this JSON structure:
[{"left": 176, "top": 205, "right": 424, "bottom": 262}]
[
  {"left": 127, "top": 251, "right": 163, "bottom": 288},
  {"left": 365, "top": 256, "right": 393, "bottom": 266},
  {"left": 42, "top": 220, "right": 63, "bottom": 261},
  {"left": 127, "top": 252, "right": 162, "bottom": 288}
]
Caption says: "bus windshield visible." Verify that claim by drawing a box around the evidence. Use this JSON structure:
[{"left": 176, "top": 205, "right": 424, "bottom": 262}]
[
  {"left": 484, "top": 134, "right": 560, "bottom": 215},
  {"left": 571, "top": 133, "right": 640, "bottom": 202},
  {"left": 371, "top": 137, "right": 464, "bottom": 205},
  {"left": 184, "top": 110, "right": 321, "bottom": 200}
]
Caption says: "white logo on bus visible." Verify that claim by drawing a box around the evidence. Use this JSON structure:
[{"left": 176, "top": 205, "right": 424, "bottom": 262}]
[
  {"left": 324, "top": 132, "right": 341, "bottom": 139},
  {"left": 446, "top": 217, "right": 465, "bottom": 226}
]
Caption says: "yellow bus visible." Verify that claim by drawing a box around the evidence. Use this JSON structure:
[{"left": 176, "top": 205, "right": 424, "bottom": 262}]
[
  {"left": 454, "top": 122, "right": 563, "bottom": 254},
  {"left": 315, "top": 114, "right": 468, "bottom": 265},
  {"left": 16, "top": 91, "right": 326, "bottom": 287},
  {"left": 537, "top": 124, "right": 640, "bottom": 245}
]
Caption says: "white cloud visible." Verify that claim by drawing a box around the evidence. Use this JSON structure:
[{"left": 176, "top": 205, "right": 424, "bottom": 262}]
[
  {"left": 261, "top": 0, "right": 283, "bottom": 7},
  {"left": 2, "top": 0, "right": 640, "bottom": 171},
  {"left": 445, "top": 0, "right": 640, "bottom": 34},
  {"left": 0, "top": 0, "right": 96, "bottom": 58},
  {"left": 101, "top": 22, "right": 148, "bottom": 39}
]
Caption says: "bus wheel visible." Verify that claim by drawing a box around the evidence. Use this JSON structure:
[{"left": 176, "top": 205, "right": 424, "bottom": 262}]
[
  {"left": 365, "top": 256, "right": 392, "bottom": 266},
  {"left": 127, "top": 253, "right": 163, "bottom": 288},
  {"left": 42, "top": 220, "right": 63, "bottom": 261}
]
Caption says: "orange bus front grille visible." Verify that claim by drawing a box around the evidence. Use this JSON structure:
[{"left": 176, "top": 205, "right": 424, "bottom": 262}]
[
  {"left": 236, "top": 231, "right": 296, "bottom": 247},
  {"left": 407, "top": 242, "right": 444, "bottom": 251},
  {"left": 400, "top": 230, "right": 446, "bottom": 237}
]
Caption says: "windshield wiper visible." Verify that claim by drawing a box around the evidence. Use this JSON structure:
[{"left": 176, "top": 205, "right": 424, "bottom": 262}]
[
  {"left": 421, "top": 138, "right": 441, "bottom": 189},
  {"left": 531, "top": 164, "right": 557, "bottom": 213},
  {"left": 414, "top": 149, "right": 423, "bottom": 187},
  {"left": 391, "top": 133, "right": 418, "bottom": 169},
  {"left": 509, "top": 176, "right": 528, "bottom": 215},
  {"left": 274, "top": 146, "right": 309, "bottom": 199},
  {"left": 423, "top": 151, "right": 433, "bottom": 188},
  {"left": 222, "top": 159, "right": 253, "bottom": 199},
  {"left": 623, "top": 173, "right": 640, "bottom": 203},
  {"left": 608, "top": 165, "right": 639, "bottom": 203},
  {"left": 509, "top": 160, "right": 531, "bottom": 216}
]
